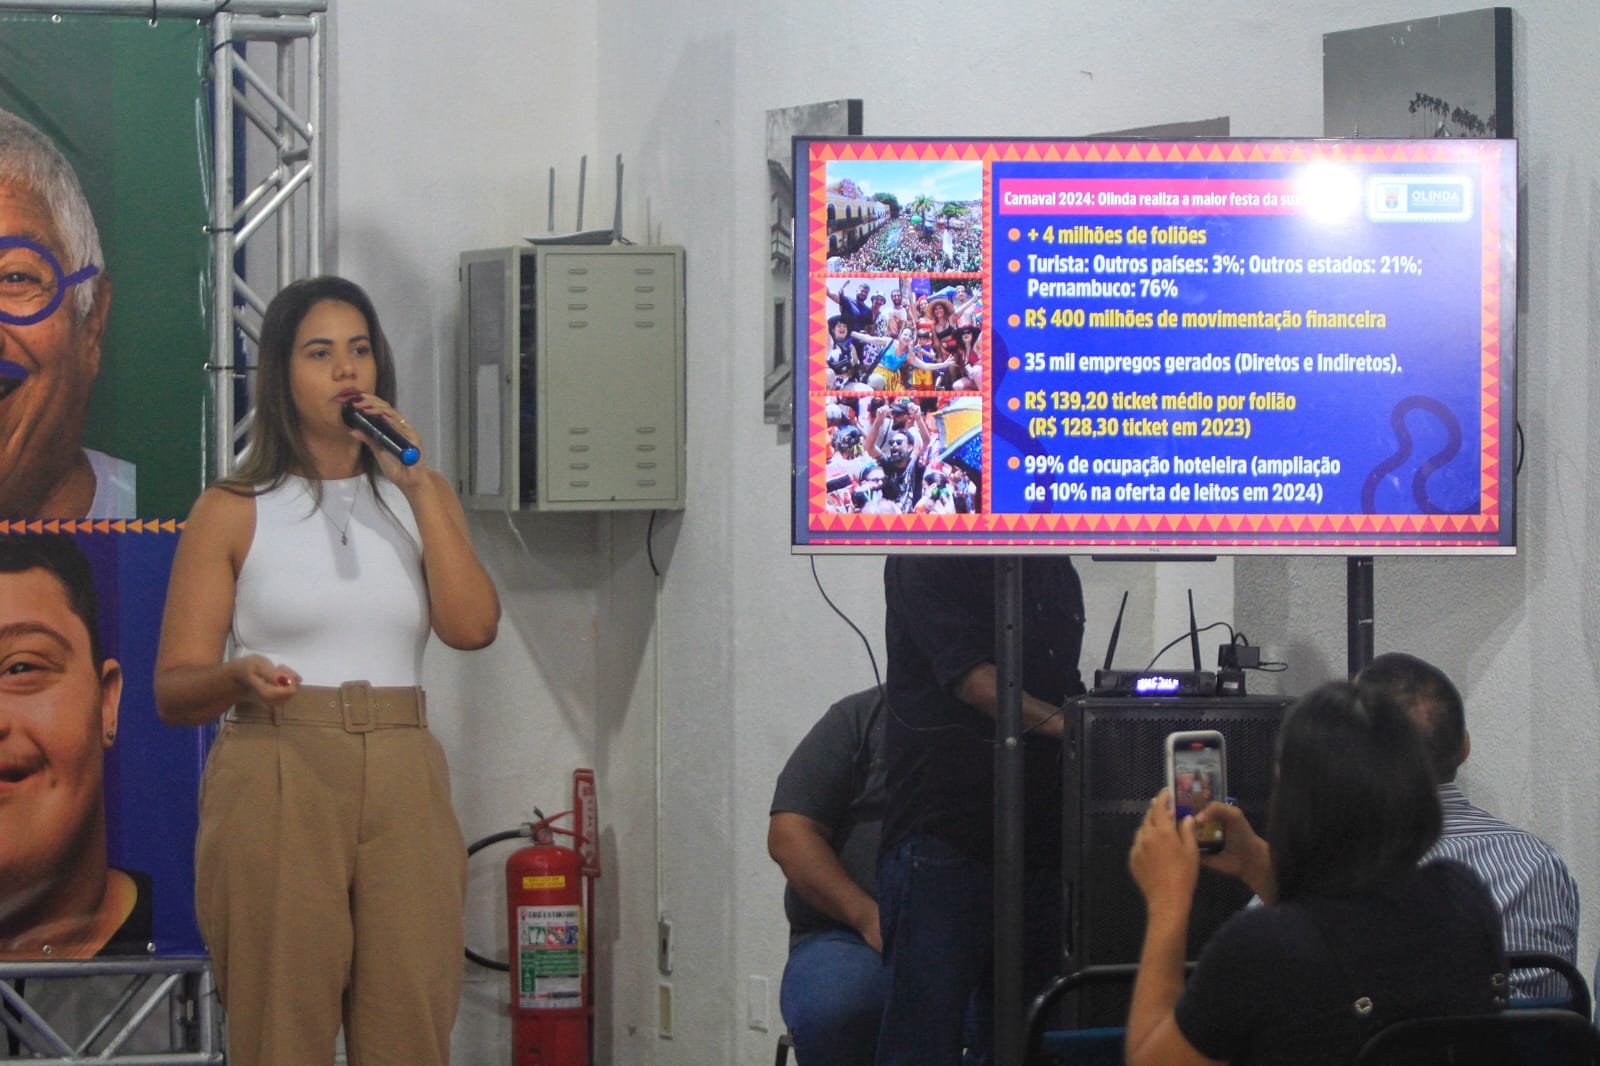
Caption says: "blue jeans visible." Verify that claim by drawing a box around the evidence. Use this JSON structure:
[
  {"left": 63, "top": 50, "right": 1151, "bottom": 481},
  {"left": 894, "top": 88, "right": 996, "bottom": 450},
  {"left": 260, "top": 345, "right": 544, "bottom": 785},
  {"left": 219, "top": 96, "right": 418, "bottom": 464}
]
[
  {"left": 874, "top": 834, "right": 1062, "bottom": 1066},
  {"left": 779, "top": 928, "right": 887, "bottom": 1066}
]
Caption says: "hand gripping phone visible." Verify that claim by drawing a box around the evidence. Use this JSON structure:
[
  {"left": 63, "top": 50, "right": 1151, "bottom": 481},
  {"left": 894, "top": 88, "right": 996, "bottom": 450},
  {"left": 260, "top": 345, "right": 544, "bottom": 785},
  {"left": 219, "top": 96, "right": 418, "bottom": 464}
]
[{"left": 1165, "top": 730, "right": 1227, "bottom": 854}]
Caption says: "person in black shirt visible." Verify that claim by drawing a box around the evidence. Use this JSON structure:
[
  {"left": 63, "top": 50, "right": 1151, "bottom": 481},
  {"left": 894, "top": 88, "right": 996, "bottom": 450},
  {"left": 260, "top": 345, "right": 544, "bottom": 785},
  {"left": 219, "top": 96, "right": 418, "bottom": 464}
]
[
  {"left": 875, "top": 555, "right": 1086, "bottom": 1066},
  {"left": 1125, "top": 681, "right": 1505, "bottom": 1066},
  {"left": 769, "top": 689, "right": 886, "bottom": 1066}
]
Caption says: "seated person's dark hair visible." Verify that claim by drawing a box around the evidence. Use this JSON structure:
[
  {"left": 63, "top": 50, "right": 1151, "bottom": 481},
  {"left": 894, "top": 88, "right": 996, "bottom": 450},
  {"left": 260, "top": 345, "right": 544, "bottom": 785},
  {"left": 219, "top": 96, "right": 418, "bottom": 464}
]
[
  {"left": 1267, "top": 680, "right": 1441, "bottom": 902},
  {"left": 1354, "top": 651, "right": 1466, "bottom": 781}
]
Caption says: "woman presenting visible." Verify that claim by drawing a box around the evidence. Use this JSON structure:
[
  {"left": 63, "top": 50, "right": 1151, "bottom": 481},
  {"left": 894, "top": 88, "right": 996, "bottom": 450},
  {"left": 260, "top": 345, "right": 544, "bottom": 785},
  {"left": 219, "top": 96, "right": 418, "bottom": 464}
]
[{"left": 155, "top": 276, "right": 499, "bottom": 1066}]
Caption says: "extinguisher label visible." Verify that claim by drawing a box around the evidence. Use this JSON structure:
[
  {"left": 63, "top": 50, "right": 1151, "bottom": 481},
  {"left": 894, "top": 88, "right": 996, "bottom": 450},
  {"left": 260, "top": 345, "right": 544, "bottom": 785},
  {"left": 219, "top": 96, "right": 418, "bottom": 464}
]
[
  {"left": 515, "top": 904, "right": 585, "bottom": 1010},
  {"left": 522, "top": 874, "right": 567, "bottom": 891}
]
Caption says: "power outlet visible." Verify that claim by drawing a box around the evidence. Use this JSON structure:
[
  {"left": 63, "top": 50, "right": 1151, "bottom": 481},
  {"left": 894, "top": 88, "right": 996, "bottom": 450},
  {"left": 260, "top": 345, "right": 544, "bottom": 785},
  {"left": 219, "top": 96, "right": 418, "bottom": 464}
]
[
  {"left": 747, "top": 975, "right": 770, "bottom": 1031},
  {"left": 658, "top": 982, "right": 673, "bottom": 1040}
]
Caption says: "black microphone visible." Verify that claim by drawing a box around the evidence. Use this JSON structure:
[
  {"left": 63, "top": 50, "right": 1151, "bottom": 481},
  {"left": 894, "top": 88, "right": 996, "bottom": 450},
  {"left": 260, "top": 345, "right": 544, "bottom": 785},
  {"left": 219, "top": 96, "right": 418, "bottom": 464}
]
[{"left": 342, "top": 400, "right": 420, "bottom": 466}]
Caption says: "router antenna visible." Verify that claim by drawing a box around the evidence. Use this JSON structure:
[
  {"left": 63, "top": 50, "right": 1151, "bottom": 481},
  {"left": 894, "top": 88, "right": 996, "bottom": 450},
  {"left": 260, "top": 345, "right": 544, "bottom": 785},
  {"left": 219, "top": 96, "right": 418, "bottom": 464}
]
[
  {"left": 576, "top": 155, "right": 587, "bottom": 231},
  {"left": 611, "top": 154, "right": 624, "bottom": 241},
  {"left": 1102, "top": 590, "right": 1129, "bottom": 672},
  {"left": 1187, "top": 589, "right": 1202, "bottom": 671},
  {"left": 546, "top": 167, "right": 555, "bottom": 232}
]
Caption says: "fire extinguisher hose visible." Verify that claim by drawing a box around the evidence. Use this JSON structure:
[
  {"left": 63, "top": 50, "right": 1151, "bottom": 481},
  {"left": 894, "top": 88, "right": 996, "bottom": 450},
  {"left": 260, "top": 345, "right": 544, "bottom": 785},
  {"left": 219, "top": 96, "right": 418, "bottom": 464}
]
[{"left": 464, "top": 827, "right": 531, "bottom": 972}]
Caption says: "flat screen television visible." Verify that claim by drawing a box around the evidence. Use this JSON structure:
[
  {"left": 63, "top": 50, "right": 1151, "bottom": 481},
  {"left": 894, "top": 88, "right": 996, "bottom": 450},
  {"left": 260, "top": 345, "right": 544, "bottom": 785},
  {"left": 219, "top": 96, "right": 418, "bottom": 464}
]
[{"left": 791, "top": 137, "right": 1517, "bottom": 555}]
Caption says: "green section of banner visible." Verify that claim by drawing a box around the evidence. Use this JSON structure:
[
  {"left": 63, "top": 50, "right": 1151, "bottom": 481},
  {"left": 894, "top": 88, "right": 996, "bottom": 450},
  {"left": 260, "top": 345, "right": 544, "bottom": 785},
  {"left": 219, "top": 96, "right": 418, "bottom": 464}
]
[{"left": 0, "top": 14, "right": 211, "bottom": 519}]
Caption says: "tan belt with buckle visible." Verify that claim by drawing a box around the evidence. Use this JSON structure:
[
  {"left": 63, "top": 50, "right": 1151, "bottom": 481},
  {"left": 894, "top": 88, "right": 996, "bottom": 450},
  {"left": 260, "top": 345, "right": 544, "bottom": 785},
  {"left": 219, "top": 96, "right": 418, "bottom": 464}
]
[{"left": 226, "top": 681, "right": 427, "bottom": 733}]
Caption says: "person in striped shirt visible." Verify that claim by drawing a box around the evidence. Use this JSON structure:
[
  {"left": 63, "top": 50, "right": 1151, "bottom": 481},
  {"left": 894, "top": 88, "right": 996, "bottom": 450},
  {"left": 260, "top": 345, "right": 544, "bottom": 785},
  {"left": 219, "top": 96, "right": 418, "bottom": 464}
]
[{"left": 1356, "top": 652, "right": 1580, "bottom": 1002}]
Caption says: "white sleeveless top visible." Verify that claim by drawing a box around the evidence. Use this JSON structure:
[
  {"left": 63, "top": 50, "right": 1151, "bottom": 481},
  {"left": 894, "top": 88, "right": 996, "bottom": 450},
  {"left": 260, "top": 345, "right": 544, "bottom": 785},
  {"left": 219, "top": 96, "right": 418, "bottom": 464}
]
[{"left": 232, "top": 475, "right": 429, "bottom": 687}]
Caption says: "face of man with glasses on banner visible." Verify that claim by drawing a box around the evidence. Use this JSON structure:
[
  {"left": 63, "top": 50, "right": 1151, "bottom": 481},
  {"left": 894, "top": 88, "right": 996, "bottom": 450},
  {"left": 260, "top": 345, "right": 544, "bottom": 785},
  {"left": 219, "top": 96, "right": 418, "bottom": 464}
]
[{"left": 0, "top": 108, "right": 132, "bottom": 522}]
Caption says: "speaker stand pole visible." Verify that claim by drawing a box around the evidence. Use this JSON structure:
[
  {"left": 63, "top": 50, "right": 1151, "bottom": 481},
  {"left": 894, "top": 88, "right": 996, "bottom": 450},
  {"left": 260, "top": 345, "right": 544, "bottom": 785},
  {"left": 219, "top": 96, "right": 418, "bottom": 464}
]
[
  {"left": 994, "top": 559, "right": 1025, "bottom": 1066},
  {"left": 1347, "top": 555, "right": 1374, "bottom": 677}
]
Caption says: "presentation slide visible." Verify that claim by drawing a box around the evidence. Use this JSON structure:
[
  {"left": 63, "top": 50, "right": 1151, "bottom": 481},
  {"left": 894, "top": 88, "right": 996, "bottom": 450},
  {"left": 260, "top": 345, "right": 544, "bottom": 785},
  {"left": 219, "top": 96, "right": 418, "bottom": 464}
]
[{"left": 792, "top": 139, "right": 1516, "bottom": 555}]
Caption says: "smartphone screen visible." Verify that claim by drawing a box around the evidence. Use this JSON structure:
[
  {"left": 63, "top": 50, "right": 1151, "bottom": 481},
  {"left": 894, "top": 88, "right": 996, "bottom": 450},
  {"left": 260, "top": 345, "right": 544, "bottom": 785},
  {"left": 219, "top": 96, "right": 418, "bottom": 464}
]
[{"left": 1167, "top": 731, "right": 1226, "bottom": 853}]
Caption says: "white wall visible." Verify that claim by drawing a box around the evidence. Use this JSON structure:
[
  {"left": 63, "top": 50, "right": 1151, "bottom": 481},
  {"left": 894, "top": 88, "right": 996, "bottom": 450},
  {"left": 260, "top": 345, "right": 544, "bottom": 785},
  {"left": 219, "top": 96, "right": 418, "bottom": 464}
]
[{"left": 317, "top": 3, "right": 1600, "bottom": 1063}]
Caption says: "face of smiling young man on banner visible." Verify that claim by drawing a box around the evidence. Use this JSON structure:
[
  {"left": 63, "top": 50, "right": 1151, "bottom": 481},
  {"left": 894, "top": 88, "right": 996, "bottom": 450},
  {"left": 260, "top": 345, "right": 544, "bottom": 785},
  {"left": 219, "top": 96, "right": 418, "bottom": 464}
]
[{"left": 0, "top": 534, "right": 138, "bottom": 958}]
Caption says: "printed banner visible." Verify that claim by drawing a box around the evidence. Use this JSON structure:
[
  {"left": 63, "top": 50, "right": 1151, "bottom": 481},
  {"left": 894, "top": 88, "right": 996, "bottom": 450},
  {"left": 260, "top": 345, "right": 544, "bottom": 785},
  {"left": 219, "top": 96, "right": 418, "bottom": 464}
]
[
  {"left": 1, "top": 14, "right": 211, "bottom": 957},
  {"left": 1, "top": 13, "right": 211, "bottom": 524}
]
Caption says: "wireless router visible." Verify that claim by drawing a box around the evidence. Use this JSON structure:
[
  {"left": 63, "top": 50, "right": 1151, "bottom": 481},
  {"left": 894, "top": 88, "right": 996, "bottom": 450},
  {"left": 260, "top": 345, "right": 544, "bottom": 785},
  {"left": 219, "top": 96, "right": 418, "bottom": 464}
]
[
  {"left": 526, "top": 153, "right": 624, "bottom": 246},
  {"left": 1092, "top": 590, "right": 1242, "bottom": 697}
]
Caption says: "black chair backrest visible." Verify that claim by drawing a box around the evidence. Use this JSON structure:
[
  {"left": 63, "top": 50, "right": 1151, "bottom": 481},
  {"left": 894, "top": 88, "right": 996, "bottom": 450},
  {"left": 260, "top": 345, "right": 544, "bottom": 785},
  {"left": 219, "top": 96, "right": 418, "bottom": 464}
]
[
  {"left": 1354, "top": 1007, "right": 1600, "bottom": 1066},
  {"left": 1026, "top": 952, "right": 1594, "bottom": 1065},
  {"left": 1506, "top": 950, "right": 1593, "bottom": 1018}
]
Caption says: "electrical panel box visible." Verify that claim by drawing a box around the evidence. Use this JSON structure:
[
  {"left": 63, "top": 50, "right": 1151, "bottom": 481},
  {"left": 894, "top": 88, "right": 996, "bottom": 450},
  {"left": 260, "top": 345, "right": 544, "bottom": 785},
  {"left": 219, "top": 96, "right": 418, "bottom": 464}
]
[{"left": 458, "top": 244, "right": 686, "bottom": 511}]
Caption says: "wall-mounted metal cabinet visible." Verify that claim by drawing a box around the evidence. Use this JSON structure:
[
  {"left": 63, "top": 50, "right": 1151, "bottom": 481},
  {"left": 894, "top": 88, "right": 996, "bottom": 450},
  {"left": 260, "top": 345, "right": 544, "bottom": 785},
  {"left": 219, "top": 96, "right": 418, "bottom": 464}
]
[{"left": 458, "top": 244, "right": 686, "bottom": 511}]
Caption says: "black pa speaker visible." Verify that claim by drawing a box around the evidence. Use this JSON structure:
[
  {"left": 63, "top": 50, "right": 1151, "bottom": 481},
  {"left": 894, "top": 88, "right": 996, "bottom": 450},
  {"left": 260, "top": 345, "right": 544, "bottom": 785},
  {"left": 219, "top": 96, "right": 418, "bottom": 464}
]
[{"left": 1059, "top": 694, "right": 1291, "bottom": 1027}]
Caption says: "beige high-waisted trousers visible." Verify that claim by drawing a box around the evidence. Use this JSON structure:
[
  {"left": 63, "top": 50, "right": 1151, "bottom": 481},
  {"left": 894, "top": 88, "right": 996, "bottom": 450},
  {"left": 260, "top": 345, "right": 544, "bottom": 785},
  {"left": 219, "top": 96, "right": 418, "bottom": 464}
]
[{"left": 195, "top": 683, "right": 466, "bottom": 1066}]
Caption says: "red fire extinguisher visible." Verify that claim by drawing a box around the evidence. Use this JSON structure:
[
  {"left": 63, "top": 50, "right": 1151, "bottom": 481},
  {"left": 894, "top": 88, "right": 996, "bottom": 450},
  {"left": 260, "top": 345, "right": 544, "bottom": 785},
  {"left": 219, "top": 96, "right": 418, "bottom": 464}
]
[{"left": 468, "top": 770, "right": 599, "bottom": 1066}]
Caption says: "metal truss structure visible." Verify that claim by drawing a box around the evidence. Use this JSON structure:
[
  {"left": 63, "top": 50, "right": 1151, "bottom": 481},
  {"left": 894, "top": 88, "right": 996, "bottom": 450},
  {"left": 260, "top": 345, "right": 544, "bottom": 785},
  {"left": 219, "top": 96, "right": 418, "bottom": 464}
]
[
  {"left": 205, "top": 0, "right": 327, "bottom": 477},
  {"left": 0, "top": 957, "right": 221, "bottom": 1064},
  {"left": 0, "top": 2, "right": 329, "bottom": 1060}
]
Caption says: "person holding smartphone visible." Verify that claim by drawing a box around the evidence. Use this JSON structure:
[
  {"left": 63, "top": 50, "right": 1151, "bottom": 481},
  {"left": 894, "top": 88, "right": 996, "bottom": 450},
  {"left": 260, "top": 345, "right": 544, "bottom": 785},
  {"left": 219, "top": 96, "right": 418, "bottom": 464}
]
[{"left": 1124, "top": 681, "right": 1506, "bottom": 1066}]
